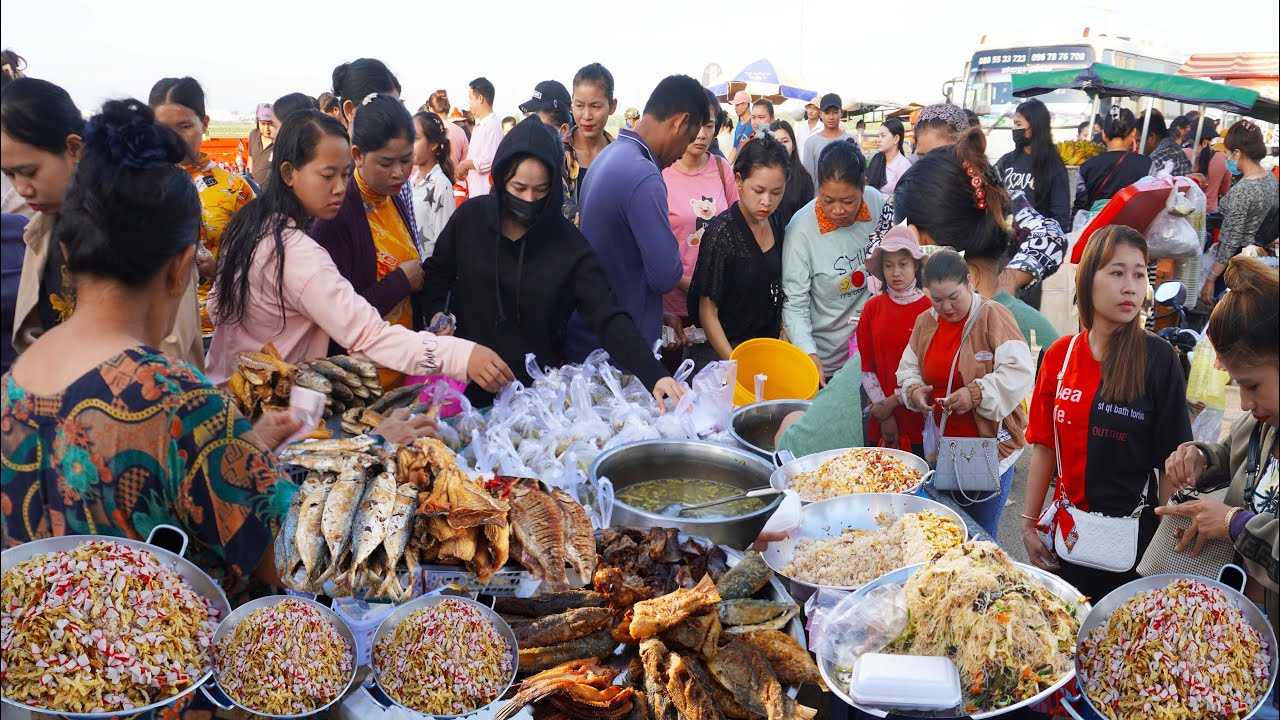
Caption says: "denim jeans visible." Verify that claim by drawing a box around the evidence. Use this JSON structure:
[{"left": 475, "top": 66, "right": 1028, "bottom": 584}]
[{"left": 949, "top": 465, "right": 1015, "bottom": 539}]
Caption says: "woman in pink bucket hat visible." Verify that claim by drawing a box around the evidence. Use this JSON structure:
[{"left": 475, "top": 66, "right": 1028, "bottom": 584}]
[{"left": 857, "top": 224, "right": 930, "bottom": 453}]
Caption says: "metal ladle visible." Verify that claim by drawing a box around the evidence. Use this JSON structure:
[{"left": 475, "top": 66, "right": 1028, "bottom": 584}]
[{"left": 660, "top": 487, "right": 780, "bottom": 517}]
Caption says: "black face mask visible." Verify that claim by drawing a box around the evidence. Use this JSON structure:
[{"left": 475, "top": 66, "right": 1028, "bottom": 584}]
[
  {"left": 1012, "top": 127, "right": 1031, "bottom": 149},
  {"left": 505, "top": 193, "right": 547, "bottom": 226}
]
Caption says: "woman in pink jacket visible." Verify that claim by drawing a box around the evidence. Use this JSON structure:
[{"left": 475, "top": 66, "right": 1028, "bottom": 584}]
[{"left": 207, "top": 110, "right": 512, "bottom": 392}]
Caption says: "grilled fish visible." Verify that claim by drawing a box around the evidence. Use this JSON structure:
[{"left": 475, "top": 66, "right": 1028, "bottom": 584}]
[
  {"left": 629, "top": 575, "right": 721, "bottom": 639},
  {"left": 373, "top": 483, "right": 418, "bottom": 600},
  {"left": 293, "top": 369, "right": 333, "bottom": 395},
  {"left": 495, "top": 590, "right": 610, "bottom": 617},
  {"left": 514, "top": 607, "right": 617, "bottom": 649},
  {"left": 368, "top": 381, "right": 426, "bottom": 414},
  {"left": 519, "top": 628, "right": 620, "bottom": 675},
  {"left": 319, "top": 474, "right": 365, "bottom": 583},
  {"left": 716, "top": 599, "right": 799, "bottom": 634},
  {"left": 338, "top": 471, "right": 396, "bottom": 591},
  {"left": 715, "top": 551, "right": 773, "bottom": 600},
  {"left": 551, "top": 486, "right": 598, "bottom": 580},
  {"left": 287, "top": 436, "right": 377, "bottom": 455},
  {"left": 278, "top": 450, "right": 376, "bottom": 475},
  {"left": 328, "top": 354, "right": 379, "bottom": 379},
  {"left": 639, "top": 639, "right": 678, "bottom": 720},
  {"left": 510, "top": 485, "right": 570, "bottom": 592}
]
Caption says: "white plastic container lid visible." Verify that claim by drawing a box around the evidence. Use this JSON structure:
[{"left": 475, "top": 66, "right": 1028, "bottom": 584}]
[{"left": 848, "top": 653, "right": 963, "bottom": 712}]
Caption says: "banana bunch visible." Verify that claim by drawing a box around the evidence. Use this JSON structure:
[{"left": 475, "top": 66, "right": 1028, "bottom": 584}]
[
  {"left": 293, "top": 355, "right": 384, "bottom": 419},
  {"left": 1057, "top": 140, "right": 1100, "bottom": 166}
]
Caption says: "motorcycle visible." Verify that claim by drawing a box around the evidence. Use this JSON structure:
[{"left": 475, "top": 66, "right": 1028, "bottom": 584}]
[{"left": 1153, "top": 280, "right": 1198, "bottom": 381}]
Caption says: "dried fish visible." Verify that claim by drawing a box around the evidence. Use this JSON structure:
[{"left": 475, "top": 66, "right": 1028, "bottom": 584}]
[
  {"left": 519, "top": 629, "right": 620, "bottom": 675},
  {"left": 495, "top": 590, "right": 610, "bottom": 617},
  {"left": 514, "top": 607, "right": 617, "bottom": 649},
  {"left": 716, "top": 600, "right": 799, "bottom": 635},
  {"left": 715, "top": 551, "right": 773, "bottom": 600}
]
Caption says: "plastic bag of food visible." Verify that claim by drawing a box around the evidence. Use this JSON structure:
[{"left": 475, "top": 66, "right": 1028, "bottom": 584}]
[
  {"left": 674, "top": 360, "right": 737, "bottom": 437},
  {"left": 811, "top": 584, "right": 908, "bottom": 672},
  {"left": 1147, "top": 206, "right": 1200, "bottom": 259},
  {"left": 922, "top": 408, "right": 940, "bottom": 466},
  {"left": 578, "top": 472, "right": 615, "bottom": 529}
]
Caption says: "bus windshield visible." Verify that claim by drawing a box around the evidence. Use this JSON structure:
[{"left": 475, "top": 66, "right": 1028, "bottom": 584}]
[{"left": 965, "top": 45, "right": 1096, "bottom": 127}]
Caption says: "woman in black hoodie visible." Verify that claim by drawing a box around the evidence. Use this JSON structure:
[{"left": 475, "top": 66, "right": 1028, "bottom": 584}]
[{"left": 423, "top": 116, "right": 685, "bottom": 407}]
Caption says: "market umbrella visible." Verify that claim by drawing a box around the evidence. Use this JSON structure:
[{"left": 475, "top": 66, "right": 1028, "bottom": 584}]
[
  {"left": 1177, "top": 52, "right": 1279, "bottom": 82},
  {"left": 707, "top": 58, "right": 819, "bottom": 105}
]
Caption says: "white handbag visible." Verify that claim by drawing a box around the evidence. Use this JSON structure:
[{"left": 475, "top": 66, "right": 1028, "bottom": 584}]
[
  {"left": 1048, "top": 333, "right": 1147, "bottom": 573},
  {"left": 929, "top": 300, "right": 1002, "bottom": 505}
]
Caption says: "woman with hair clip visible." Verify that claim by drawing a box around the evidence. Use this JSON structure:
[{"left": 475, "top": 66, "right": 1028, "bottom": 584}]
[
  {"left": 897, "top": 248, "right": 1035, "bottom": 538},
  {"left": 1161, "top": 258, "right": 1279, "bottom": 689},
  {"left": 410, "top": 110, "right": 455, "bottom": 258},
  {"left": 865, "top": 117, "right": 911, "bottom": 195},
  {"left": 208, "top": 110, "right": 512, "bottom": 403},
  {"left": 1200, "top": 120, "right": 1280, "bottom": 306},
  {"left": 3, "top": 78, "right": 206, "bottom": 369},
  {"left": 1022, "top": 225, "right": 1192, "bottom": 600},
  {"left": 767, "top": 119, "right": 815, "bottom": 228},
  {"left": 150, "top": 76, "right": 255, "bottom": 341},
  {"left": 1073, "top": 106, "right": 1153, "bottom": 213},
  {"left": 310, "top": 93, "right": 422, "bottom": 388},
  {"left": 996, "top": 98, "right": 1070, "bottom": 229},
  {"left": 421, "top": 116, "right": 685, "bottom": 408},
  {"left": 2, "top": 99, "right": 300, "bottom": 628}
]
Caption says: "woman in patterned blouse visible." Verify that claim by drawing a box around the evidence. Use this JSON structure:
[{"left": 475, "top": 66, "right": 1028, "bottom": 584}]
[{"left": 1, "top": 99, "right": 299, "bottom": 611}]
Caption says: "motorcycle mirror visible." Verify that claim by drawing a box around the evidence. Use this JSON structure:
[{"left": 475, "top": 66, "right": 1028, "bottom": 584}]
[{"left": 1154, "top": 280, "right": 1187, "bottom": 307}]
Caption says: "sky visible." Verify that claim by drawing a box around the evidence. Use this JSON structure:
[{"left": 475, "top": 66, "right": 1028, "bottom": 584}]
[{"left": 2, "top": 0, "right": 1277, "bottom": 120}]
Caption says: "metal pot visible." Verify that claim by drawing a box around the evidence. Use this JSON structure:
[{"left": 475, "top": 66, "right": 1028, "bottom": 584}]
[
  {"left": 0, "top": 527, "right": 232, "bottom": 720},
  {"left": 818, "top": 561, "right": 1089, "bottom": 719},
  {"left": 363, "top": 594, "right": 518, "bottom": 718},
  {"left": 769, "top": 447, "right": 930, "bottom": 503},
  {"left": 1063, "top": 567, "right": 1278, "bottom": 720},
  {"left": 592, "top": 439, "right": 781, "bottom": 550},
  {"left": 201, "top": 595, "right": 357, "bottom": 718},
  {"left": 730, "top": 400, "right": 812, "bottom": 459},
  {"left": 761, "top": 493, "right": 968, "bottom": 599}
]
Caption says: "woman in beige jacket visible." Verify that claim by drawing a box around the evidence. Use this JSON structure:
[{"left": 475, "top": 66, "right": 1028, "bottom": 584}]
[
  {"left": 2, "top": 77, "right": 203, "bottom": 370},
  {"left": 897, "top": 248, "right": 1036, "bottom": 537}
]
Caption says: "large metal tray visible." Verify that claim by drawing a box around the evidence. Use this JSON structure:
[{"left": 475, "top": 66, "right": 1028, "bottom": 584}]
[
  {"left": 818, "top": 560, "right": 1090, "bottom": 719},
  {"left": 362, "top": 593, "right": 520, "bottom": 718},
  {"left": 201, "top": 594, "right": 358, "bottom": 718},
  {"left": 769, "top": 447, "right": 930, "bottom": 502},
  {"left": 760, "top": 493, "right": 969, "bottom": 592},
  {"left": 1065, "top": 569, "right": 1278, "bottom": 720},
  {"left": 0, "top": 527, "right": 232, "bottom": 720}
]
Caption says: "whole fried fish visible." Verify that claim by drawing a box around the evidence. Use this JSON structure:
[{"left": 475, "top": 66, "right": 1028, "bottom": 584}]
[
  {"left": 495, "top": 590, "right": 609, "bottom": 617},
  {"left": 664, "top": 651, "right": 723, "bottom": 720},
  {"left": 629, "top": 575, "right": 721, "bottom": 639},
  {"left": 738, "top": 630, "right": 827, "bottom": 690},
  {"left": 373, "top": 483, "right": 418, "bottom": 600},
  {"left": 639, "top": 640, "right": 678, "bottom": 720},
  {"left": 338, "top": 471, "right": 396, "bottom": 591},
  {"left": 705, "top": 640, "right": 813, "bottom": 720},
  {"left": 514, "top": 607, "right": 617, "bottom": 648},
  {"left": 715, "top": 551, "right": 773, "bottom": 600},
  {"left": 319, "top": 475, "right": 366, "bottom": 583},
  {"left": 716, "top": 599, "right": 799, "bottom": 634},
  {"left": 519, "top": 629, "right": 620, "bottom": 675},
  {"left": 510, "top": 486, "right": 570, "bottom": 592},
  {"left": 659, "top": 611, "right": 721, "bottom": 659},
  {"left": 550, "top": 487, "right": 597, "bottom": 580}
]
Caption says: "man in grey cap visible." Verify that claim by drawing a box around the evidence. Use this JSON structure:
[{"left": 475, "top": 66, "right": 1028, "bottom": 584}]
[
  {"left": 800, "top": 92, "right": 849, "bottom": 177},
  {"left": 247, "top": 102, "right": 274, "bottom": 188}
]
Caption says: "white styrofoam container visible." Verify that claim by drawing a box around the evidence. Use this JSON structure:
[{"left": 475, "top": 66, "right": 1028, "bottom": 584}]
[{"left": 848, "top": 653, "right": 963, "bottom": 712}]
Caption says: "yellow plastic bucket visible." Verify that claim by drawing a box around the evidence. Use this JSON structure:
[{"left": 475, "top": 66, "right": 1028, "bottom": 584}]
[{"left": 729, "top": 338, "right": 820, "bottom": 406}]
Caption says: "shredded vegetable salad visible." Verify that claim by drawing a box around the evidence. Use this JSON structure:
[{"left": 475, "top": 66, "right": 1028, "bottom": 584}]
[
  {"left": 886, "top": 542, "right": 1081, "bottom": 713},
  {"left": 373, "top": 598, "right": 513, "bottom": 715},
  {"left": 1, "top": 540, "right": 219, "bottom": 714},
  {"left": 213, "top": 598, "right": 352, "bottom": 715},
  {"left": 1078, "top": 578, "right": 1271, "bottom": 720},
  {"left": 791, "top": 448, "right": 922, "bottom": 500}
]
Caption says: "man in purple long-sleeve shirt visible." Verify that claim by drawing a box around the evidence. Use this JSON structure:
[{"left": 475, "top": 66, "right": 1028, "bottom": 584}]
[{"left": 565, "top": 75, "right": 713, "bottom": 364}]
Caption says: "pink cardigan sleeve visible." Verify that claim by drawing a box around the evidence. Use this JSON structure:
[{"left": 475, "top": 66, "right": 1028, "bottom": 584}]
[{"left": 283, "top": 230, "right": 475, "bottom": 380}]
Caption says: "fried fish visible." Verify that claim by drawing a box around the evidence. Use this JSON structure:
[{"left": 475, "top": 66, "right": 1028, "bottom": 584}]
[
  {"left": 715, "top": 551, "right": 773, "bottom": 600},
  {"left": 495, "top": 590, "right": 609, "bottom": 617},
  {"left": 518, "top": 629, "right": 620, "bottom": 675},
  {"left": 630, "top": 575, "right": 721, "bottom": 639},
  {"left": 514, "top": 607, "right": 617, "bottom": 649}
]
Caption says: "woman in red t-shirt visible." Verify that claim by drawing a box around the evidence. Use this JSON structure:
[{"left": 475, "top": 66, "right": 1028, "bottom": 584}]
[
  {"left": 858, "top": 225, "right": 930, "bottom": 454},
  {"left": 1021, "top": 225, "right": 1191, "bottom": 601}
]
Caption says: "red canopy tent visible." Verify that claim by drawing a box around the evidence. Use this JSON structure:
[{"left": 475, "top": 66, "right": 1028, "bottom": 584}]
[{"left": 1178, "top": 52, "right": 1279, "bottom": 91}]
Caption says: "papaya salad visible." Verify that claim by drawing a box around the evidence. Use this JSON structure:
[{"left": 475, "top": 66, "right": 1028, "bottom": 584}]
[{"left": 885, "top": 541, "right": 1082, "bottom": 713}]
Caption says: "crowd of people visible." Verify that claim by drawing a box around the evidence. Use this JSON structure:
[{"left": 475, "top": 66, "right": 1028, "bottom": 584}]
[{"left": 0, "top": 48, "right": 1277, "bottom": 719}]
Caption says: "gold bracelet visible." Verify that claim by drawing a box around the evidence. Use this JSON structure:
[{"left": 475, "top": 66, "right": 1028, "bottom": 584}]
[
  {"left": 1020, "top": 514, "right": 1039, "bottom": 522},
  {"left": 1224, "top": 507, "right": 1243, "bottom": 537}
]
